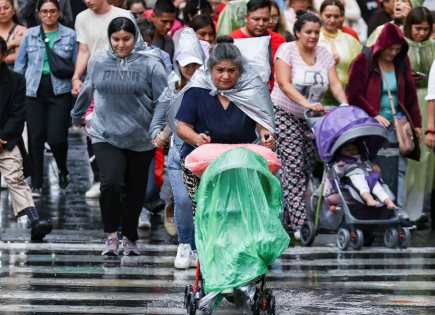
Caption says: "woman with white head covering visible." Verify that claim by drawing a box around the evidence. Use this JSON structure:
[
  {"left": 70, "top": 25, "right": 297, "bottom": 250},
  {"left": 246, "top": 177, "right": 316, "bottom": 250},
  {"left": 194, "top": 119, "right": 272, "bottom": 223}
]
[{"left": 154, "top": 28, "right": 205, "bottom": 269}]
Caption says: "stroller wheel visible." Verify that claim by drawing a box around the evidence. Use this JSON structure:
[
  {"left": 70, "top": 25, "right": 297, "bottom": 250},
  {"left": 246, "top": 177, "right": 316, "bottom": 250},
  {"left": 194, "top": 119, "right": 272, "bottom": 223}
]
[
  {"left": 184, "top": 285, "right": 192, "bottom": 308},
  {"left": 337, "top": 228, "right": 351, "bottom": 250},
  {"left": 187, "top": 291, "right": 196, "bottom": 315},
  {"left": 384, "top": 228, "right": 399, "bottom": 248},
  {"left": 350, "top": 229, "right": 364, "bottom": 250},
  {"left": 300, "top": 221, "right": 316, "bottom": 246},
  {"left": 267, "top": 295, "right": 276, "bottom": 315},
  {"left": 398, "top": 227, "right": 411, "bottom": 249},
  {"left": 252, "top": 290, "right": 261, "bottom": 315}
]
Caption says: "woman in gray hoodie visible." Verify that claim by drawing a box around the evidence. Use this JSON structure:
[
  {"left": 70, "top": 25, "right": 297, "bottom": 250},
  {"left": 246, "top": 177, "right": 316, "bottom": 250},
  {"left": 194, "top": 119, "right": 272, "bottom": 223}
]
[{"left": 71, "top": 16, "right": 168, "bottom": 256}]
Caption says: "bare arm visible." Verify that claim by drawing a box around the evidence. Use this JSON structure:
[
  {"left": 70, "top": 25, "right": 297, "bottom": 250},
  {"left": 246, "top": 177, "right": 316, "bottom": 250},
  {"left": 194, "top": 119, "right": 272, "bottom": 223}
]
[
  {"left": 256, "top": 123, "right": 275, "bottom": 149},
  {"left": 176, "top": 121, "right": 210, "bottom": 147},
  {"left": 275, "top": 58, "right": 322, "bottom": 111},
  {"left": 328, "top": 66, "right": 348, "bottom": 105},
  {"left": 71, "top": 43, "right": 90, "bottom": 96},
  {"left": 426, "top": 100, "right": 435, "bottom": 148},
  {"left": 4, "top": 26, "right": 26, "bottom": 65}
]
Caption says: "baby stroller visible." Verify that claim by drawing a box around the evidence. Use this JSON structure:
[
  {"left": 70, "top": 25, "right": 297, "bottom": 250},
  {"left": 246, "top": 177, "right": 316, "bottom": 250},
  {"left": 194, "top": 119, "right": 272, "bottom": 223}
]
[
  {"left": 183, "top": 146, "right": 289, "bottom": 314},
  {"left": 301, "top": 106, "right": 411, "bottom": 250}
]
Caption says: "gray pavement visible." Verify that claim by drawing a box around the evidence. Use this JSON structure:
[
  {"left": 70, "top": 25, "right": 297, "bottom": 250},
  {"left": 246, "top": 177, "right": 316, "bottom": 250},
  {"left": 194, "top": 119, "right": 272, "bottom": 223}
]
[{"left": 0, "top": 132, "right": 434, "bottom": 314}]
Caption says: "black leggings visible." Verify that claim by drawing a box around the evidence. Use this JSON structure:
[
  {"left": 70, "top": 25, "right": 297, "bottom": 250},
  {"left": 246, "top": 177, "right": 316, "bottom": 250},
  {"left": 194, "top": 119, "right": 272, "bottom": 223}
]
[
  {"left": 26, "top": 75, "right": 72, "bottom": 188},
  {"left": 93, "top": 142, "right": 154, "bottom": 241}
]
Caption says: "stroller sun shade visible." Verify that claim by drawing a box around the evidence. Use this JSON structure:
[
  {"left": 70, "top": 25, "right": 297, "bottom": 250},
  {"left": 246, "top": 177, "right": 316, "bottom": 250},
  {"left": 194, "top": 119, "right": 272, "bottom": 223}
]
[{"left": 315, "top": 106, "right": 388, "bottom": 163}]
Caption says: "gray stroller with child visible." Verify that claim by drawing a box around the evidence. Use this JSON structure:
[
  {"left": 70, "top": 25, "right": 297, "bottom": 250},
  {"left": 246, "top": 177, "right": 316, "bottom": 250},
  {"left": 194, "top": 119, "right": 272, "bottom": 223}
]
[{"left": 301, "top": 105, "right": 411, "bottom": 250}]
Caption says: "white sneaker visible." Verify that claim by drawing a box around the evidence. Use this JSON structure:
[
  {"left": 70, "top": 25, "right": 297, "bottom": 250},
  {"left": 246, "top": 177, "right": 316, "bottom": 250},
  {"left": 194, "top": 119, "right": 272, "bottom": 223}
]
[
  {"left": 294, "top": 230, "right": 301, "bottom": 241},
  {"left": 190, "top": 249, "right": 198, "bottom": 268},
  {"left": 138, "top": 207, "right": 151, "bottom": 229},
  {"left": 85, "top": 182, "right": 100, "bottom": 198},
  {"left": 174, "top": 243, "right": 191, "bottom": 269}
]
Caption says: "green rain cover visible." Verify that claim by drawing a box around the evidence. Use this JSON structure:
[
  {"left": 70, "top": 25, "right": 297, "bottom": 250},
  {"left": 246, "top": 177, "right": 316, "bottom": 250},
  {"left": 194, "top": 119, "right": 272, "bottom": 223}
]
[{"left": 195, "top": 147, "right": 290, "bottom": 292}]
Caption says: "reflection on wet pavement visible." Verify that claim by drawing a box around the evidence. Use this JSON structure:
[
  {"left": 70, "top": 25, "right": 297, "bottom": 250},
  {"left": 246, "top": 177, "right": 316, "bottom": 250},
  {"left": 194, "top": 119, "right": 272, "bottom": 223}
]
[{"left": 0, "top": 133, "right": 434, "bottom": 314}]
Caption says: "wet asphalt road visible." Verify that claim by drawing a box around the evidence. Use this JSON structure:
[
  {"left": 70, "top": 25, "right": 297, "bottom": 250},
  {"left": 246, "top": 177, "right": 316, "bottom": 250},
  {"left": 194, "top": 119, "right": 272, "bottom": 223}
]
[{"left": 0, "top": 132, "right": 434, "bottom": 314}]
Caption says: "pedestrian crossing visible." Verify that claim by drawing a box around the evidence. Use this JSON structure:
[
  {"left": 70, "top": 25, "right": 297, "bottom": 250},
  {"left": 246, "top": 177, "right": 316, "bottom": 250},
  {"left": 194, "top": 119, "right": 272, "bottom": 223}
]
[{"left": 0, "top": 242, "right": 434, "bottom": 314}]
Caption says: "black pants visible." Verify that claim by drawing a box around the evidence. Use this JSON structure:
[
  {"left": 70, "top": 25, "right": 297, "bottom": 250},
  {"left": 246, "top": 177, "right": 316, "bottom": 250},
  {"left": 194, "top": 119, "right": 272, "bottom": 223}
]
[
  {"left": 26, "top": 75, "right": 72, "bottom": 188},
  {"left": 93, "top": 142, "right": 154, "bottom": 241},
  {"left": 86, "top": 137, "right": 99, "bottom": 182}
]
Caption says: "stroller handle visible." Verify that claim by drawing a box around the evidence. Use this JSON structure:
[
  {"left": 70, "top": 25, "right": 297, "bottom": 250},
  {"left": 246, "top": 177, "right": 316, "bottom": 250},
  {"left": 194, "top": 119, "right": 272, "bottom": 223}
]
[{"left": 304, "top": 105, "right": 337, "bottom": 130}]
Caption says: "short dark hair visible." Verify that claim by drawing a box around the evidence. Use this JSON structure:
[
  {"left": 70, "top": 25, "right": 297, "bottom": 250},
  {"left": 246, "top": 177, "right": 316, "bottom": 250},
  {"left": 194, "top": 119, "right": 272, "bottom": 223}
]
[
  {"left": 37, "top": 0, "right": 60, "bottom": 11},
  {"left": 319, "top": 0, "right": 345, "bottom": 15},
  {"left": 137, "top": 18, "right": 156, "bottom": 40},
  {"left": 293, "top": 10, "right": 321, "bottom": 39},
  {"left": 124, "top": 0, "right": 146, "bottom": 10},
  {"left": 154, "top": 0, "right": 176, "bottom": 16},
  {"left": 183, "top": 0, "right": 212, "bottom": 24},
  {"left": 108, "top": 17, "right": 136, "bottom": 38},
  {"left": 207, "top": 42, "right": 244, "bottom": 73},
  {"left": 404, "top": 6, "right": 433, "bottom": 42},
  {"left": 247, "top": 0, "right": 272, "bottom": 13},
  {"left": 0, "top": 36, "right": 7, "bottom": 56},
  {"left": 189, "top": 14, "right": 216, "bottom": 34}
]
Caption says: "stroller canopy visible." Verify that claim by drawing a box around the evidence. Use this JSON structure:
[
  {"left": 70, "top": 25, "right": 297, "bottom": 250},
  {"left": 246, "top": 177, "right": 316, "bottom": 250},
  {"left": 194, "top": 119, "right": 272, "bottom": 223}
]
[
  {"left": 315, "top": 106, "right": 388, "bottom": 163},
  {"left": 195, "top": 147, "right": 289, "bottom": 292}
]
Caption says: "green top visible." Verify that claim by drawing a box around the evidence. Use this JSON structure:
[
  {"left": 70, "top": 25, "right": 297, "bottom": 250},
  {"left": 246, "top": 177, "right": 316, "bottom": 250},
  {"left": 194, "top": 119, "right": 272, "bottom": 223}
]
[
  {"left": 406, "top": 37, "right": 435, "bottom": 89},
  {"left": 380, "top": 70, "right": 400, "bottom": 122},
  {"left": 41, "top": 30, "right": 58, "bottom": 75}
]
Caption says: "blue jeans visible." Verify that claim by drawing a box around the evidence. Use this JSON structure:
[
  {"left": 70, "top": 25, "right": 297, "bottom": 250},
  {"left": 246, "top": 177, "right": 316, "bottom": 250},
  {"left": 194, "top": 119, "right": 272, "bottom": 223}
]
[
  {"left": 168, "top": 145, "right": 195, "bottom": 249},
  {"left": 386, "top": 127, "right": 408, "bottom": 217},
  {"left": 145, "top": 157, "right": 160, "bottom": 203}
]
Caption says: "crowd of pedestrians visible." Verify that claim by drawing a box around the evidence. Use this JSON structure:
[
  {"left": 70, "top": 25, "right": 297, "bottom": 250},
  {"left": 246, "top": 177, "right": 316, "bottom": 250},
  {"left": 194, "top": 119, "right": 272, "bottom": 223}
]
[{"left": 0, "top": 0, "right": 434, "bottom": 269}]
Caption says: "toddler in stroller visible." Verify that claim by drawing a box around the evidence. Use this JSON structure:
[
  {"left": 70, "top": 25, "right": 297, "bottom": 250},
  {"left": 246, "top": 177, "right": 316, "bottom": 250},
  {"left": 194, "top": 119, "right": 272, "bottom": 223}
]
[
  {"left": 301, "top": 105, "right": 411, "bottom": 250},
  {"left": 183, "top": 145, "right": 289, "bottom": 315},
  {"left": 333, "top": 141, "right": 397, "bottom": 209}
]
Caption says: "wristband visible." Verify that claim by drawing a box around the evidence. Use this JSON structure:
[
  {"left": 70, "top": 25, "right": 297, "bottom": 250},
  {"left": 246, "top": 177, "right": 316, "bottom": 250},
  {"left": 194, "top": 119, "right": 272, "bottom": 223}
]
[{"left": 424, "top": 129, "right": 435, "bottom": 135}]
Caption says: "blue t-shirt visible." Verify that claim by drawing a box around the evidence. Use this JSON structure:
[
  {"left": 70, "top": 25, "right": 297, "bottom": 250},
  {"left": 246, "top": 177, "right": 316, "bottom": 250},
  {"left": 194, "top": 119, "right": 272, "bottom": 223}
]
[
  {"left": 176, "top": 87, "right": 257, "bottom": 158},
  {"left": 380, "top": 70, "right": 401, "bottom": 122}
]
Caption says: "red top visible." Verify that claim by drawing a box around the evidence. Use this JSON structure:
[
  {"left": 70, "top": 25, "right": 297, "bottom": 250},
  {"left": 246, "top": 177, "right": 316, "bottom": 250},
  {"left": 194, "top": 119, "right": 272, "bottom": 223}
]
[
  {"left": 230, "top": 28, "right": 285, "bottom": 89},
  {"left": 342, "top": 25, "right": 360, "bottom": 41}
]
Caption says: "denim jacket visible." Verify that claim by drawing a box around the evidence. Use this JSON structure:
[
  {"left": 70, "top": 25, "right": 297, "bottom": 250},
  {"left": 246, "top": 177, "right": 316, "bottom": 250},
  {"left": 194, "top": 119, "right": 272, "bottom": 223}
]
[{"left": 14, "top": 24, "right": 77, "bottom": 97}]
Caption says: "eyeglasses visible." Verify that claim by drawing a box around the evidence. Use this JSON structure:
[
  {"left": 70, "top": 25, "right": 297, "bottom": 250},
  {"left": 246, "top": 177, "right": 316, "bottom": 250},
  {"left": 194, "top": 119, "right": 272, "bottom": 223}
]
[{"left": 39, "top": 9, "right": 58, "bottom": 16}]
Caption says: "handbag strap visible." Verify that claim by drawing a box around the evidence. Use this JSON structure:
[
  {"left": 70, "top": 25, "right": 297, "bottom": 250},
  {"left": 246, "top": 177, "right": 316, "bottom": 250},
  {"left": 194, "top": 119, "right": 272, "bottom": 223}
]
[
  {"left": 380, "top": 67, "right": 397, "bottom": 117},
  {"left": 6, "top": 23, "right": 17, "bottom": 42}
]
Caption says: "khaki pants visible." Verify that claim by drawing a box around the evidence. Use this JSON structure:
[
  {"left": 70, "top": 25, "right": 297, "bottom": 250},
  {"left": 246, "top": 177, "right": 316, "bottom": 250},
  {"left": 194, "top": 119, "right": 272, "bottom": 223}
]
[{"left": 0, "top": 146, "right": 34, "bottom": 216}]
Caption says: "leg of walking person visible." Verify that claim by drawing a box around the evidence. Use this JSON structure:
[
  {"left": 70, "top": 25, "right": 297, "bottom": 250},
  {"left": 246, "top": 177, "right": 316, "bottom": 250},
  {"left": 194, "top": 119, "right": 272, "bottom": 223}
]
[
  {"left": 25, "top": 79, "right": 49, "bottom": 196},
  {"left": 121, "top": 149, "right": 154, "bottom": 256},
  {"left": 0, "top": 146, "right": 52, "bottom": 240},
  {"left": 93, "top": 142, "right": 126, "bottom": 255},
  {"left": 168, "top": 145, "right": 195, "bottom": 269},
  {"left": 46, "top": 92, "right": 72, "bottom": 189},
  {"left": 86, "top": 136, "right": 101, "bottom": 198},
  {"left": 274, "top": 106, "right": 315, "bottom": 237}
]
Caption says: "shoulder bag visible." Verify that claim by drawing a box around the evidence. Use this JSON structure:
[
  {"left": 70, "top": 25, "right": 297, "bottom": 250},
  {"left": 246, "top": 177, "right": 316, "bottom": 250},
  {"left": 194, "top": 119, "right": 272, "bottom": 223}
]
[
  {"left": 40, "top": 26, "right": 75, "bottom": 79},
  {"left": 381, "top": 70, "right": 415, "bottom": 156}
]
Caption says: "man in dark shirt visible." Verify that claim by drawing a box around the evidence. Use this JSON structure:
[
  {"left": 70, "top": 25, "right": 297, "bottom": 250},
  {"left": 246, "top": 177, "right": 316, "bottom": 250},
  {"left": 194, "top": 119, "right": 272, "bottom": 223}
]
[
  {"left": 151, "top": 0, "right": 176, "bottom": 59},
  {"left": 367, "top": 0, "right": 395, "bottom": 37}
]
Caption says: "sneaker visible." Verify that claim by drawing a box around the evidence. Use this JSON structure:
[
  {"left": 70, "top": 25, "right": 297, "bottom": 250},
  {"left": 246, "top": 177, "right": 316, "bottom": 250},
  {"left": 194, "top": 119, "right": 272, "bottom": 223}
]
[
  {"left": 174, "top": 243, "right": 191, "bottom": 269},
  {"left": 138, "top": 207, "right": 151, "bottom": 229},
  {"left": 121, "top": 236, "right": 140, "bottom": 256},
  {"left": 102, "top": 237, "right": 119, "bottom": 256},
  {"left": 58, "top": 172, "right": 70, "bottom": 189},
  {"left": 190, "top": 249, "right": 198, "bottom": 268},
  {"left": 85, "top": 182, "right": 100, "bottom": 198},
  {"left": 164, "top": 201, "right": 176, "bottom": 236},
  {"left": 30, "top": 220, "right": 52, "bottom": 241},
  {"left": 293, "top": 230, "right": 301, "bottom": 241},
  {"left": 399, "top": 217, "right": 417, "bottom": 230},
  {"left": 145, "top": 198, "right": 166, "bottom": 214},
  {"left": 31, "top": 188, "right": 42, "bottom": 198}
]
